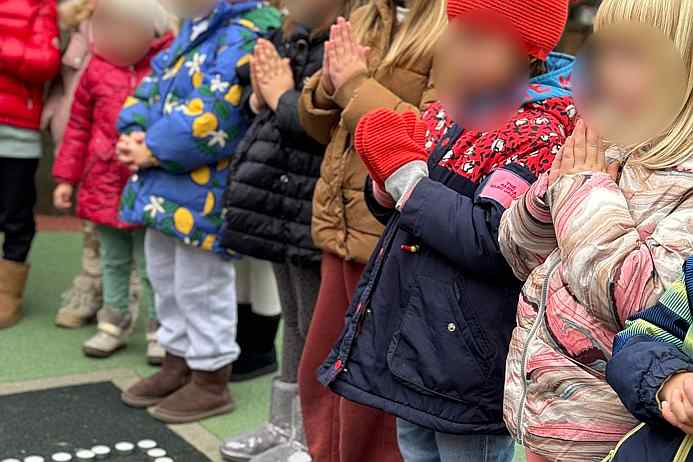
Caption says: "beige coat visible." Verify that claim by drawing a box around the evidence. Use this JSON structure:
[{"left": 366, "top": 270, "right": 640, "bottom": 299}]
[{"left": 299, "top": 0, "right": 436, "bottom": 264}]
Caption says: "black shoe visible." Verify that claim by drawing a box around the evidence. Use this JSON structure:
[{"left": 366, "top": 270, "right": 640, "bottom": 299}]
[{"left": 231, "top": 304, "right": 280, "bottom": 383}]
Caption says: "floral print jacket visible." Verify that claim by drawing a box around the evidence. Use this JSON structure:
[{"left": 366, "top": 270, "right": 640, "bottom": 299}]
[{"left": 117, "top": 0, "right": 280, "bottom": 256}]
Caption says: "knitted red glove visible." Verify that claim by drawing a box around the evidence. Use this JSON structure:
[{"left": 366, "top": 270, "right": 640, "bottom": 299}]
[{"left": 354, "top": 109, "right": 429, "bottom": 189}]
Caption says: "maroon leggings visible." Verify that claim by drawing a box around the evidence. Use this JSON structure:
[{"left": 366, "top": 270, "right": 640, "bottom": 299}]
[{"left": 298, "top": 252, "right": 403, "bottom": 462}]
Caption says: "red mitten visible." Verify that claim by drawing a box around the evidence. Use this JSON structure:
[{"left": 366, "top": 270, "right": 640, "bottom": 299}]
[{"left": 354, "top": 109, "right": 429, "bottom": 189}]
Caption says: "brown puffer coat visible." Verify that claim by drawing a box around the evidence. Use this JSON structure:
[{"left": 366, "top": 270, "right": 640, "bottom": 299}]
[{"left": 298, "top": 0, "right": 436, "bottom": 264}]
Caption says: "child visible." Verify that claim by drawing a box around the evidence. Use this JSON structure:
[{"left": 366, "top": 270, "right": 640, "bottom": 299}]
[
  {"left": 52, "top": 0, "right": 171, "bottom": 359},
  {"left": 0, "top": 0, "right": 60, "bottom": 328},
  {"left": 219, "top": 2, "right": 363, "bottom": 460},
  {"left": 499, "top": 0, "right": 693, "bottom": 460},
  {"left": 49, "top": 0, "right": 104, "bottom": 332},
  {"left": 116, "top": 0, "right": 281, "bottom": 424},
  {"left": 49, "top": 0, "right": 168, "bottom": 366},
  {"left": 319, "top": 0, "right": 573, "bottom": 460},
  {"left": 295, "top": 1, "right": 446, "bottom": 461},
  {"left": 606, "top": 257, "right": 693, "bottom": 461}
]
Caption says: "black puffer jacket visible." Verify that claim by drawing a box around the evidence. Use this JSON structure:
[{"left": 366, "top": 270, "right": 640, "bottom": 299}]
[{"left": 220, "top": 25, "right": 327, "bottom": 265}]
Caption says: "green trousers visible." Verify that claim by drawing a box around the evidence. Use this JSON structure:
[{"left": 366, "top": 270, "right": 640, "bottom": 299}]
[{"left": 96, "top": 226, "right": 155, "bottom": 320}]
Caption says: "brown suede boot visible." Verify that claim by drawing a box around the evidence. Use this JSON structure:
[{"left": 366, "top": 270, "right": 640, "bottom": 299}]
[
  {"left": 121, "top": 353, "right": 190, "bottom": 408},
  {"left": 0, "top": 259, "right": 29, "bottom": 329},
  {"left": 148, "top": 365, "right": 234, "bottom": 424}
]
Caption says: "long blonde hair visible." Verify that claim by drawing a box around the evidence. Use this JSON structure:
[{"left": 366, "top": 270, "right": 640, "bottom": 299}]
[
  {"left": 353, "top": 0, "right": 447, "bottom": 70},
  {"left": 595, "top": 0, "right": 693, "bottom": 169}
]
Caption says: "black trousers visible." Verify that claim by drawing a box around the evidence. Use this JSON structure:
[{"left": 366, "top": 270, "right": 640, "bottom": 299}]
[{"left": 0, "top": 157, "right": 38, "bottom": 262}]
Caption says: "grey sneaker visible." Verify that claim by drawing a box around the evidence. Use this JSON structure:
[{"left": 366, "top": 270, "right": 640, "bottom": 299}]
[
  {"left": 221, "top": 379, "right": 295, "bottom": 461},
  {"left": 147, "top": 320, "right": 165, "bottom": 366},
  {"left": 83, "top": 307, "right": 132, "bottom": 358},
  {"left": 55, "top": 273, "right": 102, "bottom": 328},
  {"left": 250, "top": 394, "right": 311, "bottom": 462}
]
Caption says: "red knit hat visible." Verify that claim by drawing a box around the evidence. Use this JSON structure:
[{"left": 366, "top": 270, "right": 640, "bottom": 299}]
[{"left": 446, "top": 0, "right": 569, "bottom": 60}]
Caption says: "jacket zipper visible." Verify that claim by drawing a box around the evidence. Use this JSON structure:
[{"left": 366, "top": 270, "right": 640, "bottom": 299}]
[{"left": 517, "top": 259, "right": 560, "bottom": 446}]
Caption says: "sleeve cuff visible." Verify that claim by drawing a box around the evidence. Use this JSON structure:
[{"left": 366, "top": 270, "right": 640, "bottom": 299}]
[
  {"left": 315, "top": 76, "right": 340, "bottom": 111},
  {"left": 525, "top": 174, "right": 552, "bottom": 224},
  {"left": 399, "top": 177, "right": 435, "bottom": 236},
  {"left": 332, "top": 72, "right": 368, "bottom": 109}
]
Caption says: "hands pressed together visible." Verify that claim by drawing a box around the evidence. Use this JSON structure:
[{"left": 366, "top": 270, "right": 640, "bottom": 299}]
[
  {"left": 548, "top": 119, "right": 620, "bottom": 186},
  {"left": 320, "top": 17, "right": 370, "bottom": 97},
  {"left": 250, "top": 38, "right": 294, "bottom": 113}
]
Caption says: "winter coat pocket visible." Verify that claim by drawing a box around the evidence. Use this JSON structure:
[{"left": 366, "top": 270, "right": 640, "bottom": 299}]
[{"left": 387, "top": 275, "right": 492, "bottom": 403}]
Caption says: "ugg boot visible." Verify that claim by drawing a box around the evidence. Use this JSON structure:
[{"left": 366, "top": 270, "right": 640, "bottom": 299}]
[
  {"left": 54, "top": 273, "right": 102, "bottom": 328},
  {"left": 220, "top": 379, "right": 295, "bottom": 461},
  {"left": 122, "top": 353, "right": 190, "bottom": 408},
  {"left": 230, "top": 304, "right": 280, "bottom": 383},
  {"left": 0, "top": 259, "right": 29, "bottom": 329},
  {"left": 82, "top": 307, "right": 132, "bottom": 358},
  {"left": 148, "top": 365, "right": 234, "bottom": 424},
  {"left": 250, "top": 396, "right": 311, "bottom": 462},
  {"left": 146, "top": 320, "right": 165, "bottom": 366},
  {"left": 55, "top": 225, "right": 102, "bottom": 328}
]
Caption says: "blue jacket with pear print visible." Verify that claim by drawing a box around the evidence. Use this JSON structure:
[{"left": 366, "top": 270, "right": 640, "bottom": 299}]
[{"left": 117, "top": 0, "right": 281, "bottom": 256}]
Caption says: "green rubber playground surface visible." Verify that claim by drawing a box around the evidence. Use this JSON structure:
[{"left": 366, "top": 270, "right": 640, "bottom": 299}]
[
  {"left": 0, "top": 231, "right": 526, "bottom": 461},
  {"left": 0, "top": 231, "right": 273, "bottom": 445}
]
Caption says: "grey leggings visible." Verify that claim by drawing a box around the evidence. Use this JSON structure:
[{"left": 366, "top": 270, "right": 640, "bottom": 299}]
[{"left": 272, "top": 261, "right": 321, "bottom": 383}]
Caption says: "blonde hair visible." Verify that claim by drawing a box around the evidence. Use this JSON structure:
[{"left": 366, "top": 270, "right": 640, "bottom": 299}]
[
  {"left": 353, "top": 0, "right": 447, "bottom": 70},
  {"left": 595, "top": 0, "right": 693, "bottom": 169},
  {"left": 58, "top": 0, "right": 94, "bottom": 29}
]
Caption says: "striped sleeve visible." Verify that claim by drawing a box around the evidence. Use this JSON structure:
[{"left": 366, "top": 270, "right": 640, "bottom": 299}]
[{"left": 499, "top": 173, "right": 559, "bottom": 281}]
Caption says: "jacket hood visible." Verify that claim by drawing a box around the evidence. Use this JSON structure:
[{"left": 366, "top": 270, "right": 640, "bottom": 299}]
[{"left": 526, "top": 52, "right": 574, "bottom": 104}]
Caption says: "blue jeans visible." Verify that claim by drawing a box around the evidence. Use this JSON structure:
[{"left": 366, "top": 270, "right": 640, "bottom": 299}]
[{"left": 397, "top": 419, "right": 515, "bottom": 462}]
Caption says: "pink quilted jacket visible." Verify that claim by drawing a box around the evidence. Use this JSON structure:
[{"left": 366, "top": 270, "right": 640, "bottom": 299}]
[
  {"left": 499, "top": 153, "right": 693, "bottom": 461},
  {"left": 42, "top": 19, "right": 91, "bottom": 145}
]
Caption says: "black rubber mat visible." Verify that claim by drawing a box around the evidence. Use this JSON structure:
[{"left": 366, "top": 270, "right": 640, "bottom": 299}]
[{"left": 0, "top": 381, "right": 211, "bottom": 461}]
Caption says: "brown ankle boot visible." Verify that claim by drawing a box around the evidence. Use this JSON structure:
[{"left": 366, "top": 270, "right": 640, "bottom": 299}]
[
  {"left": 121, "top": 353, "right": 190, "bottom": 408},
  {"left": 148, "top": 365, "right": 234, "bottom": 424},
  {"left": 0, "top": 259, "right": 29, "bottom": 329}
]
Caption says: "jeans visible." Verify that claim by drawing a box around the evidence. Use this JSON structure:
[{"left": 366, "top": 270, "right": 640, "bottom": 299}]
[{"left": 397, "top": 419, "right": 515, "bottom": 462}]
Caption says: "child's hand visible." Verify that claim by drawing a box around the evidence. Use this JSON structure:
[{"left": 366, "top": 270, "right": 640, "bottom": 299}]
[
  {"left": 548, "top": 120, "right": 614, "bottom": 186},
  {"left": 661, "top": 372, "right": 693, "bottom": 434},
  {"left": 117, "top": 133, "right": 159, "bottom": 172},
  {"left": 53, "top": 183, "right": 74, "bottom": 210},
  {"left": 254, "top": 39, "right": 294, "bottom": 112},
  {"left": 249, "top": 48, "right": 267, "bottom": 114},
  {"left": 321, "top": 42, "right": 336, "bottom": 96},
  {"left": 327, "top": 17, "right": 369, "bottom": 95}
]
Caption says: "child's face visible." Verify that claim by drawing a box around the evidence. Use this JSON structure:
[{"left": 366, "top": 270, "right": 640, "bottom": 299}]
[
  {"left": 92, "top": 6, "right": 155, "bottom": 67},
  {"left": 285, "top": 0, "right": 338, "bottom": 28},
  {"left": 574, "top": 24, "right": 687, "bottom": 145},
  {"left": 434, "top": 19, "right": 529, "bottom": 130},
  {"left": 159, "top": 0, "right": 217, "bottom": 19},
  {"left": 591, "top": 40, "right": 652, "bottom": 117}
]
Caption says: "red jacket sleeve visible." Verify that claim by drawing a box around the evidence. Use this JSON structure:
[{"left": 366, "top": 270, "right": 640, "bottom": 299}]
[
  {"left": 0, "top": 1, "right": 60, "bottom": 83},
  {"left": 53, "top": 65, "right": 94, "bottom": 185}
]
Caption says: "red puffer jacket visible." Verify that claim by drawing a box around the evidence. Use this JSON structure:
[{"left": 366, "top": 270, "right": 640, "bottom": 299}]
[
  {"left": 53, "top": 36, "right": 172, "bottom": 229},
  {"left": 0, "top": 0, "right": 60, "bottom": 130}
]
